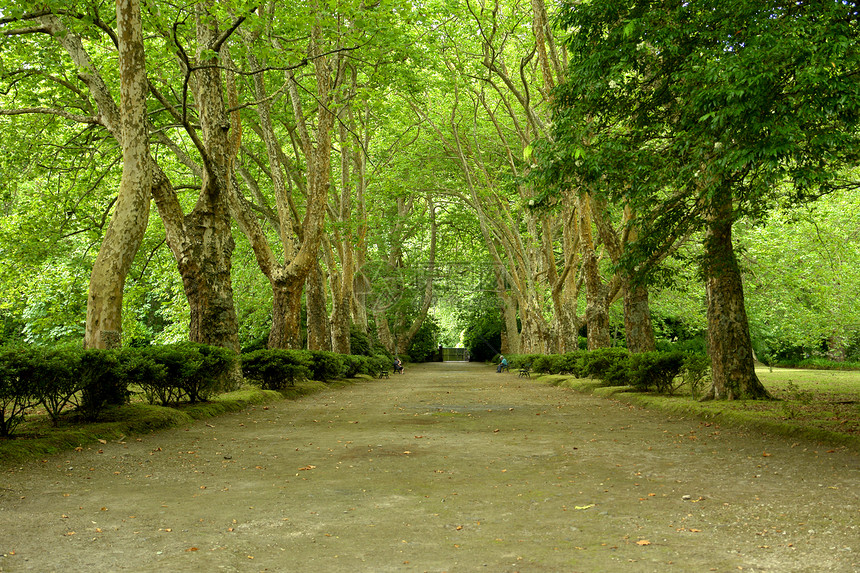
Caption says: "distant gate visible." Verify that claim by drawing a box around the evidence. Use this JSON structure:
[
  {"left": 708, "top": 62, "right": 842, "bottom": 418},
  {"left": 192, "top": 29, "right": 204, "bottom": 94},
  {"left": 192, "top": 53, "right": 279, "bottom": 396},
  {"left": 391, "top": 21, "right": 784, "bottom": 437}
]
[{"left": 439, "top": 347, "right": 469, "bottom": 362}]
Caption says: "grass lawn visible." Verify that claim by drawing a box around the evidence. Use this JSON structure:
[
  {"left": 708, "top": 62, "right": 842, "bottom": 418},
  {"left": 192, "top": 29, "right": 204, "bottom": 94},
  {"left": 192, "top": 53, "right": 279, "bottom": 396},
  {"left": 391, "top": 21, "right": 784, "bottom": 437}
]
[{"left": 544, "top": 366, "right": 860, "bottom": 450}]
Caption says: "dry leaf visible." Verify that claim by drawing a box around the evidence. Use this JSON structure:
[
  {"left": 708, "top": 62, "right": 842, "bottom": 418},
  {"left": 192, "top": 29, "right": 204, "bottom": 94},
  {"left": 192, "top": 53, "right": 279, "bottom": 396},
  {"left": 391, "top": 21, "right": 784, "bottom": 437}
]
[{"left": 636, "top": 539, "right": 651, "bottom": 546}]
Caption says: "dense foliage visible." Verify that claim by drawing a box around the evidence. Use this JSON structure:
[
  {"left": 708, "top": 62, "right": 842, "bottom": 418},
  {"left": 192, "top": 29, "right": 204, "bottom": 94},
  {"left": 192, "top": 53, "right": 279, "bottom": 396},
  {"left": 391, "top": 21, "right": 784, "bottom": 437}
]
[{"left": 0, "top": 0, "right": 857, "bottom": 402}]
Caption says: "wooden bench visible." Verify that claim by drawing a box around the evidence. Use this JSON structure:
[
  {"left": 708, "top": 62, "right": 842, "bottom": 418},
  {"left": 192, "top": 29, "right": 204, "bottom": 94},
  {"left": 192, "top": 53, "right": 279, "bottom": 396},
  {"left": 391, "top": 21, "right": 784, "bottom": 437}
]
[
  {"left": 518, "top": 366, "right": 531, "bottom": 378},
  {"left": 379, "top": 370, "right": 390, "bottom": 379}
]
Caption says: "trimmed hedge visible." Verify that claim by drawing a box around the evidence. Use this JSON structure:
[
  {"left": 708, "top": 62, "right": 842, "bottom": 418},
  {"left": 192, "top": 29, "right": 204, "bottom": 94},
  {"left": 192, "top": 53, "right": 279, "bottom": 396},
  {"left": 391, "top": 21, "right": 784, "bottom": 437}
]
[
  {"left": 502, "top": 349, "right": 710, "bottom": 394},
  {"left": 0, "top": 341, "right": 392, "bottom": 438},
  {"left": 241, "top": 349, "right": 313, "bottom": 390}
]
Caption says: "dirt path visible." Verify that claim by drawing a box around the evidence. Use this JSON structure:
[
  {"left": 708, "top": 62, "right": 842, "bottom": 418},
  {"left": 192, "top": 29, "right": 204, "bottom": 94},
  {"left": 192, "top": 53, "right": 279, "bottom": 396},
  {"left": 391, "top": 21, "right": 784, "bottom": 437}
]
[{"left": 1, "top": 362, "right": 858, "bottom": 572}]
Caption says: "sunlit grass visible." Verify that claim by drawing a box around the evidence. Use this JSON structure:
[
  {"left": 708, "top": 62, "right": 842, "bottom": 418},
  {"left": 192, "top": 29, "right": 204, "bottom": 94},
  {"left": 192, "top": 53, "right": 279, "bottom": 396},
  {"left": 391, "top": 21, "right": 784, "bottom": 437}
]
[{"left": 545, "top": 367, "right": 860, "bottom": 449}]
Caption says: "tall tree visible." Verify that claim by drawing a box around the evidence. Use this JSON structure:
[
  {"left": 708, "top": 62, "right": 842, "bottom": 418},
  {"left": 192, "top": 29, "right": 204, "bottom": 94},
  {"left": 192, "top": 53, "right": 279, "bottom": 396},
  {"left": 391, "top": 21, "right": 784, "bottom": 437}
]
[
  {"left": 552, "top": 0, "right": 860, "bottom": 398},
  {"left": 84, "top": 0, "right": 151, "bottom": 349}
]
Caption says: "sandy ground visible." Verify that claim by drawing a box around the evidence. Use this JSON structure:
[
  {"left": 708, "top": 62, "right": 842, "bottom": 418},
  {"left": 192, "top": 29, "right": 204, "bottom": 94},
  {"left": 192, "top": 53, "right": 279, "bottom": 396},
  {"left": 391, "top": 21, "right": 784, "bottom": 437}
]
[{"left": 0, "top": 362, "right": 858, "bottom": 573}]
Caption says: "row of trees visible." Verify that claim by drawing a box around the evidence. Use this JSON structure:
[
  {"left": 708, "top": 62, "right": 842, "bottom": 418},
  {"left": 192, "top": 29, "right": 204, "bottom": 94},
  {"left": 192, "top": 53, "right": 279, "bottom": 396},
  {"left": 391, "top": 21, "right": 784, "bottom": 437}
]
[{"left": 0, "top": 0, "right": 858, "bottom": 400}]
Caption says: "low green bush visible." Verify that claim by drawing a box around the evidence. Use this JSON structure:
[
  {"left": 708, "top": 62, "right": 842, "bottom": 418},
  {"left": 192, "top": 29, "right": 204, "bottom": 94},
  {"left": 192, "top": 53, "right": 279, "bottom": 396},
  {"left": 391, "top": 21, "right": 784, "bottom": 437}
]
[
  {"left": 29, "top": 344, "right": 84, "bottom": 425},
  {"left": 0, "top": 345, "right": 38, "bottom": 437},
  {"left": 309, "top": 350, "right": 346, "bottom": 382},
  {"left": 581, "top": 348, "right": 631, "bottom": 386},
  {"left": 367, "top": 354, "right": 391, "bottom": 375},
  {"left": 505, "top": 354, "right": 542, "bottom": 369},
  {"left": 79, "top": 349, "right": 130, "bottom": 421},
  {"left": 341, "top": 354, "right": 367, "bottom": 377},
  {"left": 628, "top": 351, "right": 686, "bottom": 393},
  {"left": 681, "top": 352, "right": 711, "bottom": 398},
  {"left": 241, "top": 349, "right": 313, "bottom": 390},
  {"left": 530, "top": 355, "right": 554, "bottom": 373},
  {"left": 143, "top": 343, "right": 235, "bottom": 403}
]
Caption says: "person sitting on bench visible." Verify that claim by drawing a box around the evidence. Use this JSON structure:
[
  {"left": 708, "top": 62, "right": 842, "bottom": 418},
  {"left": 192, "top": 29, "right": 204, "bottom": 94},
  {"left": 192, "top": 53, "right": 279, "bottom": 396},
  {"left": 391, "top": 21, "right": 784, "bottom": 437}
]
[
  {"left": 497, "top": 355, "right": 508, "bottom": 373},
  {"left": 393, "top": 357, "right": 404, "bottom": 374}
]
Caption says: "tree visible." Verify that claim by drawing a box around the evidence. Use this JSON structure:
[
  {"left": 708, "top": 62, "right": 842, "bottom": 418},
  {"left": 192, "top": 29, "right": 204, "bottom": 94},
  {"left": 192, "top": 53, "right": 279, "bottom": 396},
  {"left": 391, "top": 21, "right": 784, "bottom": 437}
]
[
  {"left": 551, "top": 0, "right": 860, "bottom": 398},
  {"left": 0, "top": 3, "right": 248, "bottom": 352},
  {"left": 84, "top": 0, "right": 151, "bottom": 350}
]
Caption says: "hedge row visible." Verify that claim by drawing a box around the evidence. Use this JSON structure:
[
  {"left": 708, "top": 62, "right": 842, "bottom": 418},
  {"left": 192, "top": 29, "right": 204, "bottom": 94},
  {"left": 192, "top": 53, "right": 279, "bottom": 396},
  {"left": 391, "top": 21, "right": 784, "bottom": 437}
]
[
  {"left": 240, "top": 349, "right": 390, "bottom": 390},
  {"left": 0, "top": 343, "right": 392, "bottom": 438},
  {"left": 503, "top": 349, "right": 710, "bottom": 395}
]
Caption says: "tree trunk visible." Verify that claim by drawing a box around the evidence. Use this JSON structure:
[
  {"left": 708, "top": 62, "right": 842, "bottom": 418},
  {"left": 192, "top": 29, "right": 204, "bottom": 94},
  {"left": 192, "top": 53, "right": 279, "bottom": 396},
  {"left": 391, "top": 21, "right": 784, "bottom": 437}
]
[
  {"left": 179, "top": 9, "right": 240, "bottom": 352},
  {"left": 45, "top": 10, "right": 241, "bottom": 353},
  {"left": 579, "top": 193, "right": 611, "bottom": 350},
  {"left": 623, "top": 279, "right": 656, "bottom": 353},
  {"left": 704, "top": 191, "right": 770, "bottom": 400},
  {"left": 269, "top": 275, "right": 303, "bottom": 349},
  {"left": 306, "top": 261, "right": 330, "bottom": 351},
  {"left": 84, "top": 0, "right": 150, "bottom": 350}
]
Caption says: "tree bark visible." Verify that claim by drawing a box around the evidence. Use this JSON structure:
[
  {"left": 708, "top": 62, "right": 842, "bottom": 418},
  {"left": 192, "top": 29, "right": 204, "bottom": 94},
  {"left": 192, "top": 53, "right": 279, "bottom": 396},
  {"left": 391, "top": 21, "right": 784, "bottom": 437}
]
[
  {"left": 84, "top": 0, "right": 150, "bottom": 350},
  {"left": 704, "top": 190, "right": 770, "bottom": 399},
  {"left": 623, "top": 280, "right": 656, "bottom": 353},
  {"left": 306, "top": 260, "right": 330, "bottom": 351},
  {"left": 578, "top": 193, "right": 611, "bottom": 350}
]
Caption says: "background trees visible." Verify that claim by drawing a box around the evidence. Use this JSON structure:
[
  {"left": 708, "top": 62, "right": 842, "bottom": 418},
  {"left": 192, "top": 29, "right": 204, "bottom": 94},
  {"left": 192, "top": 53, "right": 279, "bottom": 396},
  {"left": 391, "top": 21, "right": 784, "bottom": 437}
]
[
  {"left": 547, "top": 0, "right": 860, "bottom": 398},
  {"left": 0, "top": 0, "right": 858, "bottom": 400}
]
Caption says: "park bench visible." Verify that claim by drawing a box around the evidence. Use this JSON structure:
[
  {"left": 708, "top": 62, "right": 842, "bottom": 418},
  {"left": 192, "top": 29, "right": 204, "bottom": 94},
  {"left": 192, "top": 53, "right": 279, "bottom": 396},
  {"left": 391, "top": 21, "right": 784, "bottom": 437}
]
[
  {"left": 379, "top": 370, "right": 390, "bottom": 379},
  {"left": 518, "top": 365, "right": 531, "bottom": 378}
]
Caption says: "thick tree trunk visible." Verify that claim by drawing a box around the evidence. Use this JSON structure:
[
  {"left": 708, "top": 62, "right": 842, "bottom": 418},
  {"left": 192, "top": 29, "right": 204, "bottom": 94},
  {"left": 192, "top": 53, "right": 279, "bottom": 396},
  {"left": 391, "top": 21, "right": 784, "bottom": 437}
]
[
  {"left": 269, "top": 276, "right": 303, "bottom": 350},
  {"left": 45, "top": 10, "right": 241, "bottom": 353},
  {"left": 579, "top": 194, "right": 611, "bottom": 350},
  {"left": 623, "top": 279, "right": 656, "bottom": 353},
  {"left": 704, "top": 192, "right": 770, "bottom": 400},
  {"left": 178, "top": 10, "right": 240, "bottom": 353},
  {"left": 375, "top": 311, "right": 395, "bottom": 353},
  {"left": 306, "top": 261, "right": 330, "bottom": 351},
  {"left": 84, "top": 0, "right": 150, "bottom": 350}
]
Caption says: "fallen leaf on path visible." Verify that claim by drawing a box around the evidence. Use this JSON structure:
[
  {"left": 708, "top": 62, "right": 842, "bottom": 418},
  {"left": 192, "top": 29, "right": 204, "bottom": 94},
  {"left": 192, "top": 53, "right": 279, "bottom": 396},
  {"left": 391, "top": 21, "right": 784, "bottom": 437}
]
[
  {"left": 636, "top": 540, "right": 651, "bottom": 546},
  {"left": 574, "top": 504, "right": 595, "bottom": 510},
  {"left": 298, "top": 465, "right": 316, "bottom": 471},
  {"left": 186, "top": 547, "right": 198, "bottom": 552}
]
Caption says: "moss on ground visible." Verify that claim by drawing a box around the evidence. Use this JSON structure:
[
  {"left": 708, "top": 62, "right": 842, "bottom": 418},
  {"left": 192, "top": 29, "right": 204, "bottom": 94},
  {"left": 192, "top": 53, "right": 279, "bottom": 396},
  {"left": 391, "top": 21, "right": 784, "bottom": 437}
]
[
  {"left": 0, "top": 378, "right": 361, "bottom": 465},
  {"left": 534, "top": 368, "right": 860, "bottom": 450}
]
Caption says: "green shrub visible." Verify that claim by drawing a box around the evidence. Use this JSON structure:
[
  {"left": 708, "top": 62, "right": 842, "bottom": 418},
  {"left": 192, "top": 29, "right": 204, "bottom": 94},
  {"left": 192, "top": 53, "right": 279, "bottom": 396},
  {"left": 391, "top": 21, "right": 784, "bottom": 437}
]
[
  {"left": 0, "top": 345, "right": 38, "bottom": 437},
  {"left": 144, "top": 342, "right": 236, "bottom": 403},
  {"left": 682, "top": 352, "right": 711, "bottom": 398},
  {"left": 505, "top": 354, "right": 542, "bottom": 369},
  {"left": 79, "top": 349, "right": 129, "bottom": 421},
  {"left": 367, "top": 354, "right": 391, "bottom": 375},
  {"left": 309, "top": 350, "right": 345, "bottom": 382},
  {"left": 29, "top": 344, "right": 84, "bottom": 425},
  {"left": 123, "top": 348, "right": 171, "bottom": 405},
  {"left": 241, "top": 349, "right": 313, "bottom": 390},
  {"left": 628, "top": 351, "right": 686, "bottom": 393},
  {"left": 341, "top": 354, "right": 368, "bottom": 377},
  {"left": 185, "top": 343, "right": 236, "bottom": 401},
  {"left": 531, "top": 355, "right": 554, "bottom": 373},
  {"left": 559, "top": 351, "right": 588, "bottom": 376},
  {"left": 349, "top": 326, "right": 373, "bottom": 356},
  {"left": 581, "top": 348, "right": 631, "bottom": 386}
]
